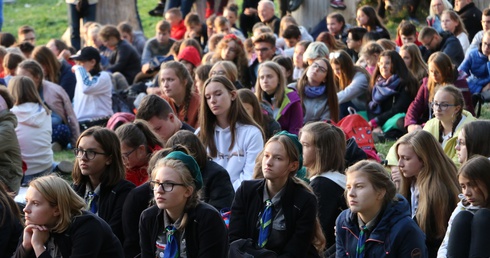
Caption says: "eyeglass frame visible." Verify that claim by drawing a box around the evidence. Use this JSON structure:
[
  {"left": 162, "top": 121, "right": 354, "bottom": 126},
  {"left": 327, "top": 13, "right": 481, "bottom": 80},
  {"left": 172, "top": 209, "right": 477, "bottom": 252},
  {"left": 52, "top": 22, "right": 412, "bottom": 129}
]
[
  {"left": 455, "top": 139, "right": 466, "bottom": 148},
  {"left": 423, "top": 36, "right": 435, "bottom": 49},
  {"left": 310, "top": 63, "right": 328, "bottom": 73},
  {"left": 73, "top": 148, "right": 108, "bottom": 160},
  {"left": 430, "top": 102, "right": 458, "bottom": 111},
  {"left": 122, "top": 147, "right": 138, "bottom": 160},
  {"left": 149, "top": 181, "right": 186, "bottom": 192}
]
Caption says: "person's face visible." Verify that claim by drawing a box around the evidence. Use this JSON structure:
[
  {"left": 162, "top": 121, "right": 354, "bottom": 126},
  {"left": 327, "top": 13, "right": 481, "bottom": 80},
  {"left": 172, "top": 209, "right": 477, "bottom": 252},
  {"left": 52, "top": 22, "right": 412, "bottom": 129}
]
[
  {"left": 432, "top": 0, "right": 444, "bottom": 15},
  {"left": 401, "top": 34, "right": 416, "bottom": 45},
  {"left": 397, "top": 143, "right": 424, "bottom": 178},
  {"left": 399, "top": 49, "right": 412, "bottom": 69},
  {"left": 216, "top": 23, "right": 231, "bottom": 35},
  {"left": 16, "top": 67, "right": 41, "bottom": 87},
  {"left": 254, "top": 42, "right": 275, "bottom": 63},
  {"left": 293, "top": 45, "right": 305, "bottom": 68},
  {"left": 24, "top": 187, "right": 60, "bottom": 227},
  {"left": 299, "top": 131, "right": 316, "bottom": 168},
  {"left": 428, "top": 62, "right": 443, "bottom": 83},
  {"left": 156, "top": 29, "right": 170, "bottom": 44},
  {"left": 187, "top": 23, "right": 202, "bottom": 35},
  {"left": 455, "top": 0, "right": 469, "bottom": 11},
  {"left": 421, "top": 35, "right": 436, "bottom": 51},
  {"left": 327, "top": 17, "right": 343, "bottom": 36},
  {"left": 147, "top": 115, "right": 176, "bottom": 142},
  {"left": 204, "top": 81, "right": 235, "bottom": 119},
  {"left": 101, "top": 36, "right": 119, "bottom": 50},
  {"left": 346, "top": 171, "right": 384, "bottom": 220},
  {"left": 160, "top": 68, "right": 185, "bottom": 100},
  {"left": 120, "top": 142, "right": 146, "bottom": 170},
  {"left": 378, "top": 56, "right": 393, "bottom": 79},
  {"left": 356, "top": 10, "right": 368, "bottom": 27},
  {"left": 347, "top": 33, "right": 361, "bottom": 51},
  {"left": 258, "top": 3, "right": 274, "bottom": 22},
  {"left": 20, "top": 31, "right": 36, "bottom": 45},
  {"left": 221, "top": 40, "right": 238, "bottom": 61},
  {"left": 262, "top": 141, "right": 296, "bottom": 183},
  {"left": 455, "top": 129, "right": 468, "bottom": 164},
  {"left": 284, "top": 37, "right": 300, "bottom": 48},
  {"left": 306, "top": 60, "right": 329, "bottom": 86},
  {"left": 432, "top": 90, "right": 461, "bottom": 123},
  {"left": 121, "top": 31, "right": 132, "bottom": 43},
  {"left": 259, "top": 66, "right": 279, "bottom": 95},
  {"left": 194, "top": 74, "right": 204, "bottom": 94},
  {"left": 441, "top": 13, "right": 457, "bottom": 33},
  {"left": 331, "top": 63, "right": 342, "bottom": 78},
  {"left": 482, "top": 34, "right": 490, "bottom": 56},
  {"left": 482, "top": 15, "right": 490, "bottom": 31},
  {"left": 459, "top": 175, "right": 487, "bottom": 207},
  {"left": 210, "top": 64, "right": 227, "bottom": 78},
  {"left": 76, "top": 135, "right": 111, "bottom": 180},
  {"left": 223, "top": 9, "right": 237, "bottom": 26},
  {"left": 165, "top": 13, "right": 179, "bottom": 27},
  {"left": 46, "top": 40, "right": 60, "bottom": 56},
  {"left": 242, "top": 102, "right": 254, "bottom": 118},
  {"left": 153, "top": 166, "right": 192, "bottom": 211}
]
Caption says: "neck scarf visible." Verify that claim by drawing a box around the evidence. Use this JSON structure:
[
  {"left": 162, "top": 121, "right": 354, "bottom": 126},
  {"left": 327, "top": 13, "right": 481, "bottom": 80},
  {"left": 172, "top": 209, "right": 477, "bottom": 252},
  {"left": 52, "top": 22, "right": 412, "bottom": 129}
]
[
  {"left": 305, "top": 85, "right": 326, "bottom": 98},
  {"left": 369, "top": 74, "right": 401, "bottom": 115}
]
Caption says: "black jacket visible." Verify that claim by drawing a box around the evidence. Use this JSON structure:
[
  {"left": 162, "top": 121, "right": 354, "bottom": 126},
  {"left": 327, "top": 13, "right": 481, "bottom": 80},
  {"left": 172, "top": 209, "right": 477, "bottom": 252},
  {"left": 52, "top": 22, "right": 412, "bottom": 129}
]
[
  {"left": 107, "top": 40, "right": 142, "bottom": 84},
  {"left": 73, "top": 179, "right": 135, "bottom": 245},
  {"left": 229, "top": 178, "right": 320, "bottom": 257},
  {"left": 423, "top": 32, "right": 465, "bottom": 67},
  {"left": 457, "top": 2, "right": 482, "bottom": 42},
  {"left": 13, "top": 211, "right": 124, "bottom": 258},
  {"left": 139, "top": 202, "right": 229, "bottom": 258},
  {"left": 0, "top": 204, "right": 23, "bottom": 257},
  {"left": 122, "top": 160, "right": 234, "bottom": 258}
]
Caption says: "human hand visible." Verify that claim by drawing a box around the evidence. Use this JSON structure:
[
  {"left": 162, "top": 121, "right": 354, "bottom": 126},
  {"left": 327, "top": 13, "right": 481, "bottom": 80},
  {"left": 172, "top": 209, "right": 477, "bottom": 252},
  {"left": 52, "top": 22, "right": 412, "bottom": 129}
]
[
  {"left": 373, "top": 127, "right": 383, "bottom": 133},
  {"left": 407, "top": 124, "right": 422, "bottom": 133},
  {"left": 59, "top": 49, "right": 71, "bottom": 61},
  {"left": 244, "top": 8, "right": 257, "bottom": 15},
  {"left": 31, "top": 225, "right": 50, "bottom": 256}
]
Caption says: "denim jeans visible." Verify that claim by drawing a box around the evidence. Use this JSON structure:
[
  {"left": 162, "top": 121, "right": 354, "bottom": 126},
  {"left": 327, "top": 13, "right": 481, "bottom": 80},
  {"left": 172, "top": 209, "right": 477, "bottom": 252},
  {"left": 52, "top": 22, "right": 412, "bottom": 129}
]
[
  {"left": 67, "top": 3, "right": 97, "bottom": 51},
  {"left": 165, "top": 0, "right": 194, "bottom": 18}
]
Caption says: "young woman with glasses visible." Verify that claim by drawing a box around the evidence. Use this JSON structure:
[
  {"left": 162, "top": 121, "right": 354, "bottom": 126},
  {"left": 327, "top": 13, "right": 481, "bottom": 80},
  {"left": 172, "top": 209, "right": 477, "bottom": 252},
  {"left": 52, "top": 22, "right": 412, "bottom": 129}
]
[
  {"left": 71, "top": 126, "right": 135, "bottom": 246},
  {"left": 139, "top": 151, "right": 228, "bottom": 258},
  {"left": 115, "top": 120, "right": 163, "bottom": 186},
  {"left": 423, "top": 85, "right": 476, "bottom": 167}
]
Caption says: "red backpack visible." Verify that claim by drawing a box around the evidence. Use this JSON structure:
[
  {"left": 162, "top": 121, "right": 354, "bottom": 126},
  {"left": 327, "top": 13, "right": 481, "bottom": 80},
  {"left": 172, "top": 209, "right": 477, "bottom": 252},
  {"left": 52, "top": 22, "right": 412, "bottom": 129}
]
[{"left": 336, "top": 114, "right": 380, "bottom": 161}]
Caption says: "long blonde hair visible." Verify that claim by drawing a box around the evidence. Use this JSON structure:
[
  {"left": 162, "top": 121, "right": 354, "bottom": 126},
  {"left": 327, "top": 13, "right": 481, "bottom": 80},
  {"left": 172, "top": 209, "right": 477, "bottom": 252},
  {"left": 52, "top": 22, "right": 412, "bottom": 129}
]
[
  {"left": 400, "top": 43, "right": 428, "bottom": 82},
  {"left": 8, "top": 76, "right": 50, "bottom": 115},
  {"left": 395, "top": 130, "right": 459, "bottom": 239}
]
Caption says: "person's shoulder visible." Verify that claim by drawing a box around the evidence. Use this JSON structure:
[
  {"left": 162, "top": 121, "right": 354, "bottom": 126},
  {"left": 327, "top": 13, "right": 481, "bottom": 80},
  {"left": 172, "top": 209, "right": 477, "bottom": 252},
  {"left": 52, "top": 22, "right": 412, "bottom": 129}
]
[{"left": 110, "top": 179, "right": 136, "bottom": 192}]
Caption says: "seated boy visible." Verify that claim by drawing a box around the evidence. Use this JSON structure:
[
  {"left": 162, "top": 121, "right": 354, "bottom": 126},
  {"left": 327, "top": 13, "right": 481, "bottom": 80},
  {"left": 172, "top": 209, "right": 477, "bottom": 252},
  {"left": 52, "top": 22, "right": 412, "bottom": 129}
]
[
  {"left": 214, "top": 16, "right": 245, "bottom": 40},
  {"left": 141, "top": 20, "right": 176, "bottom": 74},
  {"left": 165, "top": 7, "right": 186, "bottom": 40},
  {"left": 184, "top": 13, "right": 208, "bottom": 50},
  {"left": 117, "top": 21, "right": 147, "bottom": 56}
]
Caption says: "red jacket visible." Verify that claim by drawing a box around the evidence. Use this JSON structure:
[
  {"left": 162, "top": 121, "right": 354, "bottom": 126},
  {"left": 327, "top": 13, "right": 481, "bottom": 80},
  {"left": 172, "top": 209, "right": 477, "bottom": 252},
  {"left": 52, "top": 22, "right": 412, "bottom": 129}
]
[{"left": 171, "top": 20, "right": 186, "bottom": 40}]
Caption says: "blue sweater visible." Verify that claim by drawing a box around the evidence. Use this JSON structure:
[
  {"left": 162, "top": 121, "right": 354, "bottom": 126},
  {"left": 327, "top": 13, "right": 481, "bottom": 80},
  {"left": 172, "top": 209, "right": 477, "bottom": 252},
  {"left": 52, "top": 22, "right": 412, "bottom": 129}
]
[{"left": 458, "top": 48, "right": 490, "bottom": 94}]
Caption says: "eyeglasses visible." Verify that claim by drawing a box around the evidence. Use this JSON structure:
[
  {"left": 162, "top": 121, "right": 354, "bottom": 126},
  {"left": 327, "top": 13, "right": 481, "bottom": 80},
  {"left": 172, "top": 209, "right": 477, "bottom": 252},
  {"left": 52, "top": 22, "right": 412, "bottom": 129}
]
[
  {"left": 254, "top": 47, "right": 271, "bottom": 52},
  {"left": 149, "top": 181, "right": 185, "bottom": 192},
  {"left": 73, "top": 148, "right": 108, "bottom": 160},
  {"left": 210, "top": 70, "right": 226, "bottom": 76},
  {"left": 423, "top": 36, "right": 434, "bottom": 49},
  {"left": 122, "top": 147, "right": 138, "bottom": 160},
  {"left": 431, "top": 102, "right": 457, "bottom": 111},
  {"left": 310, "top": 63, "right": 327, "bottom": 73},
  {"left": 456, "top": 139, "right": 466, "bottom": 147}
]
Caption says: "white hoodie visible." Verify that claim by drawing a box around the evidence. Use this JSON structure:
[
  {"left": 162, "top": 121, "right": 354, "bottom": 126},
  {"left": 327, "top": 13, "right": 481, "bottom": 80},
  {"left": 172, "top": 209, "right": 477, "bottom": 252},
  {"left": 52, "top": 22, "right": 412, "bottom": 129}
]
[{"left": 11, "top": 102, "right": 53, "bottom": 176}]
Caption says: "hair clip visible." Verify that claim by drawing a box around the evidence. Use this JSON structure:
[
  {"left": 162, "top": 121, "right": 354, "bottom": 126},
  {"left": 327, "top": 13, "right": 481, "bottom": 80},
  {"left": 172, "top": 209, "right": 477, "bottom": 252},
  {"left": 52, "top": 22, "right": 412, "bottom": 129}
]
[
  {"left": 329, "top": 52, "right": 341, "bottom": 60},
  {"left": 224, "top": 33, "right": 243, "bottom": 46}
]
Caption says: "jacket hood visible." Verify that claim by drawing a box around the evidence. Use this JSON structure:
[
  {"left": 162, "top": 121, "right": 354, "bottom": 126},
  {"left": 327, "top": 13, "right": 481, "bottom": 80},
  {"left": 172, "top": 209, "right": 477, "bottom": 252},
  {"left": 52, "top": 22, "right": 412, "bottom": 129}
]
[{"left": 11, "top": 103, "right": 49, "bottom": 128}]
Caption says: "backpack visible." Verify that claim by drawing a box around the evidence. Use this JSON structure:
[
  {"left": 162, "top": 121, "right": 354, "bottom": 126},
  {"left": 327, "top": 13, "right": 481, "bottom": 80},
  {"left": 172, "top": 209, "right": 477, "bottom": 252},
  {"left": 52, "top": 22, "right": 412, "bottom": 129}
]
[
  {"left": 336, "top": 114, "right": 380, "bottom": 161},
  {"left": 112, "top": 89, "right": 135, "bottom": 114}
]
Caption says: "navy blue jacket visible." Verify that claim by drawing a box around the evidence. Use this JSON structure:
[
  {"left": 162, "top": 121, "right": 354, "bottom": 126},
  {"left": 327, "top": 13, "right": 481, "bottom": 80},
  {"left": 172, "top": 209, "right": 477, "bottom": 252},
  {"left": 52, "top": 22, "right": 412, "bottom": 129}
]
[
  {"left": 336, "top": 194, "right": 428, "bottom": 257},
  {"left": 423, "top": 32, "right": 464, "bottom": 67}
]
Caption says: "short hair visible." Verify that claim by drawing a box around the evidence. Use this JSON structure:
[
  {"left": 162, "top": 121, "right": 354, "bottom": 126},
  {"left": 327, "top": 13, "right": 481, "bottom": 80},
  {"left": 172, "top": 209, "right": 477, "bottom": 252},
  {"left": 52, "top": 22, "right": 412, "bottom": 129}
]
[
  {"left": 303, "top": 41, "right": 330, "bottom": 62},
  {"left": 214, "top": 16, "right": 229, "bottom": 28},
  {"left": 207, "top": 33, "right": 225, "bottom": 52},
  {"left": 377, "top": 39, "right": 397, "bottom": 51},
  {"left": 327, "top": 12, "right": 346, "bottom": 26},
  {"left": 398, "top": 20, "right": 417, "bottom": 36},
  {"left": 72, "top": 126, "right": 126, "bottom": 187},
  {"left": 17, "top": 25, "right": 34, "bottom": 36},
  {"left": 418, "top": 26, "right": 438, "bottom": 41},
  {"left": 117, "top": 21, "right": 133, "bottom": 34},
  {"left": 360, "top": 41, "right": 384, "bottom": 57},
  {"left": 282, "top": 24, "right": 301, "bottom": 39},
  {"left": 29, "top": 176, "right": 86, "bottom": 233},
  {"left": 166, "top": 7, "right": 182, "bottom": 18},
  {"left": 136, "top": 94, "right": 174, "bottom": 121},
  {"left": 156, "top": 20, "right": 171, "bottom": 33},
  {"left": 195, "top": 64, "right": 212, "bottom": 83},
  {"left": 347, "top": 27, "right": 367, "bottom": 41},
  {"left": 224, "top": 3, "right": 239, "bottom": 15},
  {"left": 0, "top": 32, "right": 16, "bottom": 47},
  {"left": 345, "top": 160, "right": 397, "bottom": 206},
  {"left": 184, "top": 13, "right": 201, "bottom": 27},
  {"left": 3, "top": 52, "right": 25, "bottom": 75},
  {"left": 98, "top": 25, "right": 121, "bottom": 41},
  {"left": 483, "top": 8, "right": 490, "bottom": 16},
  {"left": 253, "top": 32, "right": 276, "bottom": 46},
  {"left": 258, "top": 0, "right": 275, "bottom": 10}
]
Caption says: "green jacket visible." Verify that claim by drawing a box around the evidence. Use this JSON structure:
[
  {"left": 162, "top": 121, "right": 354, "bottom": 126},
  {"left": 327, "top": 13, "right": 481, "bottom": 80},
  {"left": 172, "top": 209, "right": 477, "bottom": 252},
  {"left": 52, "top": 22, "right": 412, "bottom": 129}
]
[{"left": 0, "top": 110, "right": 23, "bottom": 193}]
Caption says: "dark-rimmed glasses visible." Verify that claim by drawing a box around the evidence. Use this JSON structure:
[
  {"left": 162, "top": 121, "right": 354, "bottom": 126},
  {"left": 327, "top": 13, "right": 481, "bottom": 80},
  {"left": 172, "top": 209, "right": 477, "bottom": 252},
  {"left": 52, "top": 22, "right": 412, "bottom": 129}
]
[
  {"left": 73, "top": 148, "right": 107, "bottom": 160},
  {"left": 431, "top": 102, "right": 457, "bottom": 111},
  {"left": 149, "top": 181, "right": 185, "bottom": 192}
]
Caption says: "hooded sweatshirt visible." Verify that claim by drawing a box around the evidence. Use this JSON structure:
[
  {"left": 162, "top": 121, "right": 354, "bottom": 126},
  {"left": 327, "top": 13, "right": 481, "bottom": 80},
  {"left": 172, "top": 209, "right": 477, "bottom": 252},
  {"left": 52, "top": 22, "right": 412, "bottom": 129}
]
[{"left": 11, "top": 103, "right": 53, "bottom": 176}]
